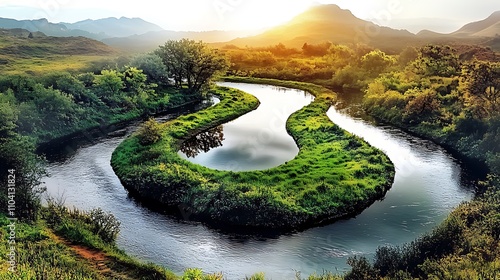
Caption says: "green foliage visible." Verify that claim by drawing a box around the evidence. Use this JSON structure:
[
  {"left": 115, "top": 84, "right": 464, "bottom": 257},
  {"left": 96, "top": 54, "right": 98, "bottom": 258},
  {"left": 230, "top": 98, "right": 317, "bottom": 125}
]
[
  {"left": 0, "top": 135, "right": 47, "bottom": 221},
  {"left": 361, "top": 50, "right": 396, "bottom": 73},
  {"left": 111, "top": 78, "right": 394, "bottom": 229},
  {"left": 461, "top": 61, "right": 500, "bottom": 119},
  {"left": 411, "top": 45, "right": 460, "bottom": 77},
  {"left": 87, "top": 208, "right": 121, "bottom": 243},
  {"left": 93, "top": 69, "right": 125, "bottom": 107},
  {"left": 130, "top": 53, "right": 169, "bottom": 86},
  {"left": 138, "top": 118, "right": 162, "bottom": 145},
  {"left": 0, "top": 69, "right": 195, "bottom": 143},
  {"left": 155, "top": 39, "right": 229, "bottom": 95},
  {"left": 225, "top": 43, "right": 393, "bottom": 90},
  {"left": 344, "top": 256, "right": 379, "bottom": 280},
  {"left": 362, "top": 45, "right": 500, "bottom": 174}
]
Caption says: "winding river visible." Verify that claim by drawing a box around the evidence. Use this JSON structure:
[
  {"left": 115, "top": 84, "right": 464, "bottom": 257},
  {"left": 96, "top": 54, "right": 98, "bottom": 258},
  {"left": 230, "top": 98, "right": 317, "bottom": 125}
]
[{"left": 42, "top": 83, "right": 474, "bottom": 279}]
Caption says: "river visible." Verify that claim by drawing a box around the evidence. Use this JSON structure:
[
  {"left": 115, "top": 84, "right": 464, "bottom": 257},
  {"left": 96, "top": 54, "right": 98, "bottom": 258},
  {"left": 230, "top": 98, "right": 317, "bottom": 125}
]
[{"left": 42, "top": 83, "right": 474, "bottom": 279}]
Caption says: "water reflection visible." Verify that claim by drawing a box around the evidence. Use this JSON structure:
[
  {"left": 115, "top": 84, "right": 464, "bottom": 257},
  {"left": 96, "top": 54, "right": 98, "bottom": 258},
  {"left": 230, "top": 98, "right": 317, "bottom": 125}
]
[{"left": 180, "top": 126, "right": 225, "bottom": 158}]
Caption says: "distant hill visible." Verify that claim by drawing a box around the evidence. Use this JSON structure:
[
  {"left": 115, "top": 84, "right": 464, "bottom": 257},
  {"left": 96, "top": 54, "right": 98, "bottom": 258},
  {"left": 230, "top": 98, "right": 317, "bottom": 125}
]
[
  {"left": 223, "top": 4, "right": 417, "bottom": 52},
  {"left": 0, "top": 17, "right": 165, "bottom": 40},
  {"left": 452, "top": 11, "right": 500, "bottom": 37},
  {"left": 0, "top": 18, "right": 101, "bottom": 39},
  {"left": 103, "top": 29, "right": 261, "bottom": 52},
  {"left": 0, "top": 28, "right": 46, "bottom": 38},
  {"left": 62, "top": 17, "right": 164, "bottom": 38},
  {"left": 414, "top": 11, "right": 500, "bottom": 51},
  {"left": 0, "top": 28, "right": 116, "bottom": 58}
]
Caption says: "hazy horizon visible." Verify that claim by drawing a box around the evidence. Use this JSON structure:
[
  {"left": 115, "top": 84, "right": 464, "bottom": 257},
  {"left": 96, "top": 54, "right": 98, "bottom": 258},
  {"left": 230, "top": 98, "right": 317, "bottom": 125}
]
[{"left": 0, "top": 0, "right": 498, "bottom": 34}]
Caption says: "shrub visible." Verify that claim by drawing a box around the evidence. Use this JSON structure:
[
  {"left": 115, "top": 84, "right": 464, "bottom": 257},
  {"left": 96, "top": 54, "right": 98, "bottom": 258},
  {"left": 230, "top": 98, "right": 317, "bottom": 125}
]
[
  {"left": 87, "top": 208, "right": 121, "bottom": 243},
  {"left": 344, "top": 256, "right": 379, "bottom": 280},
  {"left": 138, "top": 118, "right": 162, "bottom": 145}
]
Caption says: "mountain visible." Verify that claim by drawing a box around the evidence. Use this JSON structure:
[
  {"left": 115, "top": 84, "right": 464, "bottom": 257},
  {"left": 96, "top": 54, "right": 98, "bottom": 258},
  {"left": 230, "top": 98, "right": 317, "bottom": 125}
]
[
  {"left": 452, "top": 11, "right": 500, "bottom": 37},
  {"left": 0, "top": 17, "right": 165, "bottom": 40},
  {"left": 62, "top": 17, "right": 164, "bottom": 38},
  {"left": 102, "top": 29, "right": 261, "bottom": 52},
  {"left": 0, "top": 18, "right": 99, "bottom": 39},
  {"left": 224, "top": 4, "right": 416, "bottom": 52}
]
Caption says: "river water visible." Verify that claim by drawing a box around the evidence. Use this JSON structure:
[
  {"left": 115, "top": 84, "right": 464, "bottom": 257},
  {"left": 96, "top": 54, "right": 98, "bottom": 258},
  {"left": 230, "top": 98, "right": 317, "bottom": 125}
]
[{"left": 42, "top": 83, "right": 474, "bottom": 279}]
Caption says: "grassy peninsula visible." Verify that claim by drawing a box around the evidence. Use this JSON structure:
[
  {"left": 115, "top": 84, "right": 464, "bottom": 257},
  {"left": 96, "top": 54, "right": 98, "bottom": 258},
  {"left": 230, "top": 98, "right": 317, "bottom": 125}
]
[{"left": 111, "top": 78, "right": 395, "bottom": 230}]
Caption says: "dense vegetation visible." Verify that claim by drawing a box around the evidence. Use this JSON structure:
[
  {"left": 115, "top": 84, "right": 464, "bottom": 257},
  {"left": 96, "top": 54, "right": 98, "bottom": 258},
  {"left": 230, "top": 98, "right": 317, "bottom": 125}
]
[
  {"left": 111, "top": 78, "right": 394, "bottom": 229},
  {"left": 224, "top": 42, "right": 499, "bottom": 91},
  {"left": 363, "top": 45, "right": 499, "bottom": 174}
]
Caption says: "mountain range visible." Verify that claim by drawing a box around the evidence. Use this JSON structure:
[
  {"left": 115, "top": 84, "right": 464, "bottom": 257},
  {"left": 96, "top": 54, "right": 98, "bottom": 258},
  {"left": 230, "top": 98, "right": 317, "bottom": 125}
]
[
  {"left": 0, "top": 16, "right": 165, "bottom": 40},
  {"left": 224, "top": 5, "right": 500, "bottom": 52},
  {"left": 224, "top": 5, "right": 416, "bottom": 51},
  {"left": 418, "top": 11, "right": 500, "bottom": 38},
  {"left": 0, "top": 5, "right": 498, "bottom": 53}
]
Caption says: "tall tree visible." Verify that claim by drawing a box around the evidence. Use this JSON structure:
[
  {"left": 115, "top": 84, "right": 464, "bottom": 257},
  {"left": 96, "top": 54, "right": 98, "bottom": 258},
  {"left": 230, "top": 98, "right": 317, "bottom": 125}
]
[
  {"left": 155, "top": 39, "right": 229, "bottom": 95},
  {"left": 461, "top": 61, "right": 500, "bottom": 119}
]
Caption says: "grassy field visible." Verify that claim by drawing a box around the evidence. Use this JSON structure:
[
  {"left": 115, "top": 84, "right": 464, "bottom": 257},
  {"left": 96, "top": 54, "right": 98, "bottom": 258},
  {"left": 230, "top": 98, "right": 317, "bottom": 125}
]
[
  {"left": 0, "top": 29, "right": 118, "bottom": 75},
  {"left": 111, "top": 78, "right": 395, "bottom": 230}
]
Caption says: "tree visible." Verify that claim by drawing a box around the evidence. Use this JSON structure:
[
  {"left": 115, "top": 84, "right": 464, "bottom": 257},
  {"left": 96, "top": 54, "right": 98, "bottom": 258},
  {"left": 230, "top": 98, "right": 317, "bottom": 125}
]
[
  {"left": 404, "top": 89, "right": 441, "bottom": 122},
  {"left": 130, "top": 53, "right": 169, "bottom": 86},
  {"left": 461, "top": 61, "right": 500, "bottom": 119},
  {"left": 412, "top": 45, "right": 460, "bottom": 77},
  {"left": 0, "top": 90, "right": 18, "bottom": 138},
  {"left": 155, "top": 39, "right": 229, "bottom": 95},
  {"left": 302, "top": 42, "right": 332, "bottom": 56},
  {"left": 361, "top": 49, "right": 395, "bottom": 73},
  {"left": 93, "top": 70, "right": 124, "bottom": 107}
]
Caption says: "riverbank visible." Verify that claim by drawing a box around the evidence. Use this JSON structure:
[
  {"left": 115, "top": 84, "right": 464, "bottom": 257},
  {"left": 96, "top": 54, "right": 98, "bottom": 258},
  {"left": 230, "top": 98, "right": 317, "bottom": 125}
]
[{"left": 111, "top": 79, "right": 395, "bottom": 230}]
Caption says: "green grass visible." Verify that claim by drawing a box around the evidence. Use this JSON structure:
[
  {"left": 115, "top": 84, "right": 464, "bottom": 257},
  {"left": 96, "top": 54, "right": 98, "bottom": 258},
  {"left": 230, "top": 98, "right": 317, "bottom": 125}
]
[
  {"left": 111, "top": 78, "right": 394, "bottom": 229},
  {"left": 0, "top": 31, "right": 117, "bottom": 75}
]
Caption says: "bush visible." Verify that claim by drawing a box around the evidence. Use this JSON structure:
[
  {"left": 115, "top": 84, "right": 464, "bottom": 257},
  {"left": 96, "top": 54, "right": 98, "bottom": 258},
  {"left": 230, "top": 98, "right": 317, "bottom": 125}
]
[
  {"left": 344, "top": 256, "right": 379, "bottom": 280},
  {"left": 138, "top": 118, "right": 162, "bottom": 145},
  {"left": 88, "top": 208, "right": 121, "bottom": 243}
]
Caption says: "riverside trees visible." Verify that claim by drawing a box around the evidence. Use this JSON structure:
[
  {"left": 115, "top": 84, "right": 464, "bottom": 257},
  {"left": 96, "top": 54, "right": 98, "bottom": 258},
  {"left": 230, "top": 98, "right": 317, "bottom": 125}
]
[{"left": 155, "top": 39, "right": 229, "bottom": 96}]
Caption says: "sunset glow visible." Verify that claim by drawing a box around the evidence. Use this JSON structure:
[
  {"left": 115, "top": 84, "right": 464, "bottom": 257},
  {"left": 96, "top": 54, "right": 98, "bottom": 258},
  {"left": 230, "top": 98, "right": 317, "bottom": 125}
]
[{"left": 0, "top": 0, "right": 498, "bottom": 33}]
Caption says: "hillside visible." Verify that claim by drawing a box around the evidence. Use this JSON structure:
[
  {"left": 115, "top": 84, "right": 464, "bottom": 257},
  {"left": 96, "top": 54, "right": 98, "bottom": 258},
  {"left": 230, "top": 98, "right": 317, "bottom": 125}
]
[
  {"left": 452, "top": 11, "right": 500, "bottom": 37},
  {"left": 0, "top": 28, "right": 117, "bottom": 74},
  {"left": 62, "top": 17, "right": 164, "bottom": 38},
  {"left": 0, "top": 29, "right": 116, "bottom": 57},
  {"left": 224, "top": 4, "right": 417, "bottom": 52}
]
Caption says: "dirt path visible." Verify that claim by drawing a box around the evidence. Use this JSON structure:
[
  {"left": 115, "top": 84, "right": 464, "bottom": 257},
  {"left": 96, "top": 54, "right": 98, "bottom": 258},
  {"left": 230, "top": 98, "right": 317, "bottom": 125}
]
[{"left": 48, "top": 231, "right": 134, "bottom": 280}]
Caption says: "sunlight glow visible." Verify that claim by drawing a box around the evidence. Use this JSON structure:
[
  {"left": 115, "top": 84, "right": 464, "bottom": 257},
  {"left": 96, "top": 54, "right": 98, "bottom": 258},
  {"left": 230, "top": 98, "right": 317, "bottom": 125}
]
[{"left": 0, "top": 0, "right": 498, "bottom": 32}]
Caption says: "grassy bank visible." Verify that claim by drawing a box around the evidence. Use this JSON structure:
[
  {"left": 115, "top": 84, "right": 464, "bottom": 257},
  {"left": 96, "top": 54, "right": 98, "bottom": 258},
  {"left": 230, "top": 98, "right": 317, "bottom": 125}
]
[
  {"left": 111, "top": 78, "right": 395, "bottom": 230},
  {"left": 0, "top": 212, "right": 177, "bottom": 279}
]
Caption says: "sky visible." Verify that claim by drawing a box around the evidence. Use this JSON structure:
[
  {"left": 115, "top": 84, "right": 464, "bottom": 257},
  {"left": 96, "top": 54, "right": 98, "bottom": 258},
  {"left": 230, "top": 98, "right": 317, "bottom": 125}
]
[{"left": 0, "top": 0, "right": 499, "bottom": 33}]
